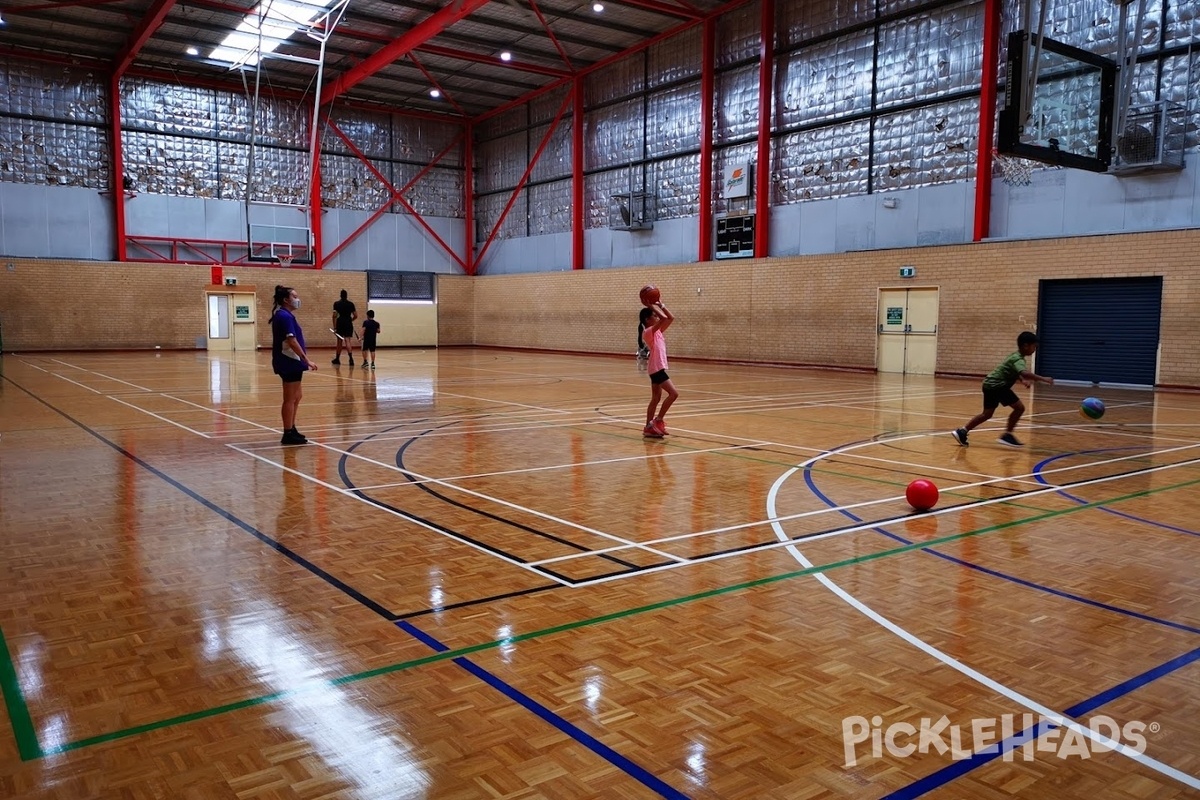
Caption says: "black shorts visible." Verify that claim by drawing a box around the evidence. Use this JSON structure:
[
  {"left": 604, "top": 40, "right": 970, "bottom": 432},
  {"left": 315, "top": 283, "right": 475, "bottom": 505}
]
[
  {"left": 336, "top": 321, "right": 354, "bottom": 338},
  {"left": 362, "top": 341, "right": 377, "bottom": 352},
  {"left": 982, "top": 384, "right": 1019, "bottom": 409},
  {"left": 650, "top": 369, "right": 670, "bottom": 385},
  {"left": 279, "top": 370, "right": 305, "bottom": 384}
]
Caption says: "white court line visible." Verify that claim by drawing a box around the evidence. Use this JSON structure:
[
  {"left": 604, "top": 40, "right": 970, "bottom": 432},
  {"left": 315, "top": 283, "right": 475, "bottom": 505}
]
[
  {"left": 768, "top": 442, "right": 1200, "bottom": 792},
  {"left": 160, "top": 393, "right": 686, "bottom": 565},
  {"left": 532, "top": 434, "right": 1200, "bottom": 566},
  {"left": 225, "top": 444, "right": 572, "bottom": 586},
  {"left": 570, "top": 453, "right": 1200, "bottom": 586},
  {"left": 348, "top": 443, "right": 771, "bottom": 491},
  {"left": 50, "top": 358, "right": 154, "bottom": 392}
]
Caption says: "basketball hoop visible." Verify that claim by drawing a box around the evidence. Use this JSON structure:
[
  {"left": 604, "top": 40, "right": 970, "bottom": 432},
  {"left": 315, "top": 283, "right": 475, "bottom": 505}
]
[
  {"left": 993, "top": 150, "right": 1035, "bottom": 187},
  {"left": 277, "top": 254, "right": 295, "bottom": 269}
]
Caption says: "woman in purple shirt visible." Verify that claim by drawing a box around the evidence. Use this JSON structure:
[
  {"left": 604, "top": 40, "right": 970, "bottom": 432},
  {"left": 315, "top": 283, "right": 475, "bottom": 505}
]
[{"left": 270, "top": 284, "right": 317, "bottom": 445}]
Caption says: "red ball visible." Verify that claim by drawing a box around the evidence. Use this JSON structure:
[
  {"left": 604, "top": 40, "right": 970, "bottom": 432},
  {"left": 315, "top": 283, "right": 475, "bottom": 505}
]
[
  {"left": 906, "top": 479, "right": 939, "bottom": 512},
  {"left": 639, "top": 285, "right": 661, "bottom": 307}
]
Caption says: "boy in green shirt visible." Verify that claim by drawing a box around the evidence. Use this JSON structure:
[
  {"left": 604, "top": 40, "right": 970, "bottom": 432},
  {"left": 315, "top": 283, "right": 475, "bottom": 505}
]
[{"left": 952, "top": 331, "right": 1054, "bottom": 447}]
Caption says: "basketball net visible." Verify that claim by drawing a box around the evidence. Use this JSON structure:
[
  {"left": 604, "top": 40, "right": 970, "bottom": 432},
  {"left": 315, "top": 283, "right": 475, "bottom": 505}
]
[
  {"left": 277, "top": 254, "right": 294, "bottom": 269},
  {"left": 993, "top": 149, "right": 1034, "bottom": 187}
]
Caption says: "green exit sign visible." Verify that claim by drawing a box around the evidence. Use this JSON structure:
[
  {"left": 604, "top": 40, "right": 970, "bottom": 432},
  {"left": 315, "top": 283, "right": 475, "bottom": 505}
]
[{"left": 899, "top": 266, "right": 916, "bottom": 278}]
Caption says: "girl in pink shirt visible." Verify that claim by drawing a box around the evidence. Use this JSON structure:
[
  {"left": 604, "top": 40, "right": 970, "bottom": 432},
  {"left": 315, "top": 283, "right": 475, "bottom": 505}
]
[{"left": 638, "top": 301, "right": 679, "bottom": 438}]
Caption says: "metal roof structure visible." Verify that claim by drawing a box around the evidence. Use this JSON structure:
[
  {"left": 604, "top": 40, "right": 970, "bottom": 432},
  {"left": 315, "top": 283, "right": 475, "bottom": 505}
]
[{"left": 0, "top": 0, "right": 735, "bottom": 118}]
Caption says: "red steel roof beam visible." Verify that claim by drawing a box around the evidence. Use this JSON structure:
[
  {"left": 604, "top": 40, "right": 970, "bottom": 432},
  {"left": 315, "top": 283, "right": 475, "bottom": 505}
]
[
  {"left": 611, "top": 0, "right": 701, "bottom": 18},
  {"left": 527, "top": 0, "right": 575, "bottom": 71},
  {"left": 320, "top": 0, "right": 494, "bottom": 104},
  {"left": 113, "top": 0, "right": 179, "bottom": 77},
  {"left": 416, "top": 43, "right": 569, "bottom": 77},
  {"left": 409, "top": 52, "right": 468, "bottom": 116}
]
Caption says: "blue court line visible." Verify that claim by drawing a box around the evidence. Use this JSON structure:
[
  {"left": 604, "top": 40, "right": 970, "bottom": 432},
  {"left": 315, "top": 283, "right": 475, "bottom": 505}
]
[
  {"left": 397, "top": 621, "right": 690, "bottom": 800},
  {"left": 801, "top": 448, "right": 1200, "bottom": 798},
  {"left": 801, "top": 468, "right": 1200, "bottom": 635},
  {"left": 1034, "top": 449, "right": 1200, "bottom": 538},
  {"left": 881, "top": 646, "right": 1200, "bottom": 800}
]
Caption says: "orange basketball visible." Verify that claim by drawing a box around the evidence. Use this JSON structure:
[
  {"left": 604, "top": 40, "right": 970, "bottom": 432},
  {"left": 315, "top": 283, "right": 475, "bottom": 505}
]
[{"left": 639, "top": 285, "right": 661, "bottom": 307}]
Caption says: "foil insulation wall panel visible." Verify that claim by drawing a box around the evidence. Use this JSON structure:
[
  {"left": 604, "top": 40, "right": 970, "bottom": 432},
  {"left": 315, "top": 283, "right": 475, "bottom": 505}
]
[
  {"left": 647, "top": 81, "right": 702, "bottom": 159},
  {"left": 1161, "top": 52, "right": 1200, "bottom": 149},
  {"left": 478, "top": 107, "right": 525, "bottom": 141},
  {"left": 122, "top": 79, "right": 215, "bottom": 136},
  {"left": 1165, "top": 0, "right": 1199, "bottom": 47},
  {"left": 716, "top": 65, "right": 760, "bottom": 144},
  {"left": 716, "top": 2, "right": 762, "bottom": 67},
  {"left": 777, "top": 31, "right": 874, "bottom": 128},
  {"left": 214, "top": 91, "right": 307, "bottom": 148},
  {"left": 393, "top": 117, "right": 464, "bottom": 167},
  {"left": 0, "top": 62, "right": 108, "bottom": 187},
  {"left": 531, "top": 87, "right": 570, "bottom": 125},
  {"left": 393, "top": 165, "right": 463, "bottom": 218},
  {"left": 122, "top": 130, "right": 219, "bottom": 197},
  {"left": 780, "top": 0, "right": 874, "bottom": 45},
  {"left": 774, "top": 120, "right": 871, "bottom": 203},
  {"left": 0, "top": 63, "right": 105, "bottom": 121},
  {"left": 585, "top": 169, "right": 630, "bottom": 228},
  {"left": 876, "top": 2, "right": 984, "bottom": 109},
  {"left": 529, "top": 179, "right": 572, "bottom": 235},
  {"left": 587, "top": 54, "right": 645, "bottom": 106},
  {"left": 1, "top": 118, "right": 109, "bottom": 188},
  {"left": 326, "top": 108, "right": 393, "bottom": 158},
  {"left": 873, "top": 97, "right": 977, "bottom": 191},
  {"left": 586, "top": 99, "right": 645, "bottom": 170},
  {"left": 477, "top": 132, "right": 527, "bottom": 193},
  {"left": 649, "top": 26, "right": 701, "bottom": 87},
  {"left": 530, "top": 122, "right": 573, "bottom": 182},
  {"left": 653, "top": 153, "right": 701, "bottom": 220},
  {"left": 477, "top": 188, "right": 526, "bottom": 239},
  {"left": 320, "top": 152, "right": 393, "bottom": 210}
]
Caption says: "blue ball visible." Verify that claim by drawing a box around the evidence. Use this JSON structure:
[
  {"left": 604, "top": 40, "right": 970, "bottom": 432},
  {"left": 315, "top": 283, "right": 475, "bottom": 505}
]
[{"left": 1080, "top": 397, "right": 1105, "bottom": 420}]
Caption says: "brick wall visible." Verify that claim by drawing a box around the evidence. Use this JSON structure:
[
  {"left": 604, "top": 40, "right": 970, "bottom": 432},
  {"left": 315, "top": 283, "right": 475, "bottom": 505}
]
[
  {"left": 2, "top": 228, "right": 1197, "bottom": 386},
  {"left": 0, "top": 260, "right": 365, "bottom": 351}
]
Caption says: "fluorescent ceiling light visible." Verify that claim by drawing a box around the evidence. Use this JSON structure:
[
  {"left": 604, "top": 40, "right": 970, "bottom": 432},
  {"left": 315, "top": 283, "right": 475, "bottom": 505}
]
[
  {"left": 186, "top": 45, "right": 200, "bottom": 56},
  {"left": 209, "top": 0, "right": 333, "bottom": 66},
  {"left": 429, "top": 88, "right": 441, "bottom": 98},
  {"left": 499, "top": 50, "right": 513, "bottom": 62},
  {"left": 592, "top": 2, "right": 604, "bottom": 11}
]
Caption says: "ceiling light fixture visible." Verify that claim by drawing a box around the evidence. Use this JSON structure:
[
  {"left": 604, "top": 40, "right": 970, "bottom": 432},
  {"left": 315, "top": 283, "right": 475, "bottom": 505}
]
[
  {"left": 186, "top": 46, "right": 200, "bottom": 56},
  {"left": 429, "top": 88, "right": 441, "bottom": 98},
  {"left": 499, "top": 50, "right": 513, "bottom": 62},
  {"left": 592, "top": 2, "right": 604, "bottom": 11}
]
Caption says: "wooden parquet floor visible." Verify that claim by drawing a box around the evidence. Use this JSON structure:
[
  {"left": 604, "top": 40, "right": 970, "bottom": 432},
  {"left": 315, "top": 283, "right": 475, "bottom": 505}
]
[{"left": 1, "top": 349, "right": 1197, "bottom": 799}]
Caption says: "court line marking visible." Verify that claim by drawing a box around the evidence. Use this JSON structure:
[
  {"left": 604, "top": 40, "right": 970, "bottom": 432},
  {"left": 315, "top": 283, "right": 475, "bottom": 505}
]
[
  {"left": 160, "top": 395, "right": 685, "bottom": 565},
  {"left": 225, "top": 444, "right": 572, "bottom": 585},
  {"left": 769, "top": 445, "right": 1200, "bottom": 792},
  {"left": 564, "top": 451, "right": 1200, "bottom": 584},
  {"left": 24, "top": 471, "right": 1200, "bottom": 760},
  {"left": 27, "top": 359, "right": 651, "bottom": 577},
  {"left": 530, "top": 437, "right": 1200, "bottom": 568}
]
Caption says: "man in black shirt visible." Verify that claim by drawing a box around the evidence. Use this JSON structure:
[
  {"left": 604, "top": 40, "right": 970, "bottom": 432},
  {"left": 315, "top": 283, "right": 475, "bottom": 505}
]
[{"left": 331, "top": 289, "right": 357, "bottom": 366}]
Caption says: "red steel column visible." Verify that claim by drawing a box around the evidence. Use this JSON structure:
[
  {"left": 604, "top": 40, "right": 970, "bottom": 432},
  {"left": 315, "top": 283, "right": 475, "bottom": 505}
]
[
  {"left": 309, "top": 107, "right": 324, "bottom": 268},
  {"left": 698, "top": 17, "right": 715, "bottom": 262},
  {"left": 572, "top": 76, "right": 585, "bottom": 270},
  {"left": 753, "top": 0, "right": 774, "bottom": 258},
  {"left": 973, "top": 0, "right": 1002, "bottom": 241},
  {"left": 110, "top": 74, "right": 127, "bottom": 261},
  {"left": 464, "top": 121, "right": 475, "bottom": 275}
]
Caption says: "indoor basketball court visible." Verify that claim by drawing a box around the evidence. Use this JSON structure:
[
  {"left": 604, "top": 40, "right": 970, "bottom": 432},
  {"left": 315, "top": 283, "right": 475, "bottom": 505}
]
[{"left": 2, "top": 348, "right": 1197, "bottom": 797}]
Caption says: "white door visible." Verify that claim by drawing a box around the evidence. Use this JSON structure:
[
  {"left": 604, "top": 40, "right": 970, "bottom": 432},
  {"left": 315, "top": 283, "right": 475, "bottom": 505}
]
[
  {"left": 206, "top": 293, "right": 231, "bottom": 351},
  {"left": 876, "top": 288, "right": 939, "bottom": 375}
]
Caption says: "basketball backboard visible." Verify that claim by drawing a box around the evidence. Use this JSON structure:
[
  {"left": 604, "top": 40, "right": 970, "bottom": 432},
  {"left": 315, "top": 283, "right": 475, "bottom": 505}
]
[
  {"left": 247, "top": 222, "right": 314, "bottom": 265},
  {"left": 998, "top": 30, "right": 1117, "bottom": 173}
]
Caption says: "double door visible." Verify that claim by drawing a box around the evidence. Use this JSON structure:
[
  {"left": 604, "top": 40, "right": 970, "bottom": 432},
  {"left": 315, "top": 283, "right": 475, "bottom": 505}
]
[{"left": 877, "top": 288, "right": 939, "bottom": 374}]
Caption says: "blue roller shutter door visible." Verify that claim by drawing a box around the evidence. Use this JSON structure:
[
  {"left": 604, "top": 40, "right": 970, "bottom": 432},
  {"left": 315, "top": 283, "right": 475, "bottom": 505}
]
[{"left": 1036, "top": 277, "right": 1162, "bottom": 386}]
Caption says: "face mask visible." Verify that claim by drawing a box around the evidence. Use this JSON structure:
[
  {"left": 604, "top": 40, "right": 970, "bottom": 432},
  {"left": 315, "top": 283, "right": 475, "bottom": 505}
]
[{"left": 291, "top": 297, "right": 302, "bottom": 309}]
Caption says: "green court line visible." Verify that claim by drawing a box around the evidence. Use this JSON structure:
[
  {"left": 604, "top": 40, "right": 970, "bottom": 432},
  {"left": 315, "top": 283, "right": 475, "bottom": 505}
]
[
  {"left": 0, "top": 625, "right": 43, "bottom": 760},
  {"left": 26, "top": 472, "right": 1200, "bottom": 759}
]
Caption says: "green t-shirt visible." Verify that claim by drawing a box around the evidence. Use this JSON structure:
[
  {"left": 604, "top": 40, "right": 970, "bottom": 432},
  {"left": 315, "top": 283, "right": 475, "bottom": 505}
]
[{"left": 983, "top": 352, "right": 1028, "bottom": 390}]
